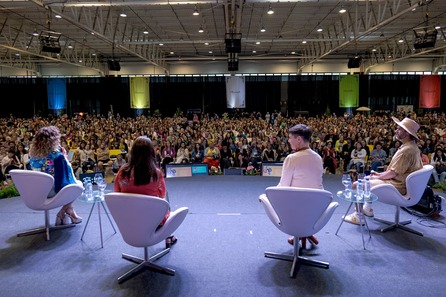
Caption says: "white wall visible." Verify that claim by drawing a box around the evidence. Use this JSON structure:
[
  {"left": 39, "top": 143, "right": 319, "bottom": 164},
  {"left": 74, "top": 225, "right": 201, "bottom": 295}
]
[{"left": 0, "top": 59, "right": 439, "bottom": 77}]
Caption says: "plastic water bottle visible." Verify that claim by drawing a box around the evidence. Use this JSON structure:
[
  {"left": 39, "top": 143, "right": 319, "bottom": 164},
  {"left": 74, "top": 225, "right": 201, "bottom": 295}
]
[
  {"left": 357, "top": 179, "right": 364, "bottom": 202},
  {"left": 344, "top": 177, "right": 352, "bottom": 199},
  {"left": 363, "top": 177, "right": 371, "bottom": 201},
  {"left": 83, "top": 177, "right": 93, "bottom": 200}
]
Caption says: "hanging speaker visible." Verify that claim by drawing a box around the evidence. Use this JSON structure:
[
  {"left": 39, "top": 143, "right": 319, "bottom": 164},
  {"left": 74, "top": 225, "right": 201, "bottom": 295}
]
[
  {"left": 347, "top": 57, "right": 361, "bottom": 68},
  {"left": 107, "top": 60, "right": 121, "bottom": 71}
]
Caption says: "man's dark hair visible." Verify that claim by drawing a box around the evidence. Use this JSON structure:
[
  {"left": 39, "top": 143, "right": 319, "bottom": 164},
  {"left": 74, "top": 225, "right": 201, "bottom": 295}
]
[{"left": 288, "top": 124, "right": 312, "bottom": 142}]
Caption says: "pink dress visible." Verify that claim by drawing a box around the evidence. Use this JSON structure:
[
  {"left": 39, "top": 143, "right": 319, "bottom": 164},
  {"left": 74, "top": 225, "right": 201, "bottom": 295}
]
[{"left": 114, "top": 168, "right": 169, "bottom": 225}]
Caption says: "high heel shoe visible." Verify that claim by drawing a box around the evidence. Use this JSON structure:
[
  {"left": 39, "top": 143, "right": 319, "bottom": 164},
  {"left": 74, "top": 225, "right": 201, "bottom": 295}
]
[{"left": 65, "top": 208, "right": 82, "bottom": 224}]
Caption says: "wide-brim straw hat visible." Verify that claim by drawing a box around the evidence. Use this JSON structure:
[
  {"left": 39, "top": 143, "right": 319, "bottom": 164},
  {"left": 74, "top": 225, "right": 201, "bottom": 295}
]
[{"left": 391, "top": 116, "right": 420, "bottom": 140}]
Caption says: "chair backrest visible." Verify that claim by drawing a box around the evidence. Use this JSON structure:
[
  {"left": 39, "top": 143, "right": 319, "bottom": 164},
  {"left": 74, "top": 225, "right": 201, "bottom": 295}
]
[
  {"left": 406, "top": 164, "right": 434, "bottom": 202},
  {"left": 9, "top": 169, "right": 54, "bottom": 210},
  {"left": 105, "top": 192, "right": 170, "bottom": 247},
  {"left": 264, "top": 187, "right": 336, "bottom": 237}
]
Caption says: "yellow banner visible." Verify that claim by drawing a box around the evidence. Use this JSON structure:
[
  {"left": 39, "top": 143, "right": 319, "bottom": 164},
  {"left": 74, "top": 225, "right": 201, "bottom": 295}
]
[
  {"left": 130, "top": 77, "right": 150, "bottom": 109},
  {"left": 339, "top": 75, "right": 359, "bottom": 108}
]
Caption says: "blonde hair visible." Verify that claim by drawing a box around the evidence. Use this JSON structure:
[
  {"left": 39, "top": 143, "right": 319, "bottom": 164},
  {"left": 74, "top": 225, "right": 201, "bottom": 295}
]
[{"left": 29, "top": 126, "right": 61, "bottom": 158}]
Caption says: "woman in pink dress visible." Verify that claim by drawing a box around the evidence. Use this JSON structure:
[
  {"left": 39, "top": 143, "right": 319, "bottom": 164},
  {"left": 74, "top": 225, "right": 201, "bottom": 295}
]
[{"left": 114, "top": 136, "right": 177, "bottom": 248}]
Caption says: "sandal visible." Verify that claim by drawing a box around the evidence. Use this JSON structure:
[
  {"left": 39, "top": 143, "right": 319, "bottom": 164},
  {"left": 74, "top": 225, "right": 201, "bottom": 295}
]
[{"left": 165, "top": 235, "right": 178, "bottom": 249}]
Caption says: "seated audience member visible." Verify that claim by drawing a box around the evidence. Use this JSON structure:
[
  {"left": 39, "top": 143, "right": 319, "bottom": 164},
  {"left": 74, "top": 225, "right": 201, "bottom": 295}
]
[
  {"left": 203, "top": 140, "right": 220, "bottom": 170},
  {"left": 175, "top": 142, "right": 190, "bottom": 164},
  {"left": 71, "top": 161, "right": 83, "bottom": 180},
  {"left": 114, "top": 136, "right": 176, "bottom": 248},
  {"left": 219, "top": 145, "right": 233, "bottom": 169},
  {"left": 161, "top": 141, "right": 176, "bottom": 175},
  {"left": 2, "top": 149, "right": 23, "bottom": 176},
  {"left": 96, "top": 142, "right": 112, "bottom": 171},
  {"left": 322, "top": 141, "right": 338, "bottom": 174},
  {"left": 262, "top": 142, "right": 277, "bottom": 162},
  {"left": 112, "top": 153, "right": 127, "bottom": 173},
  {"left": 419, "top": 146, "right": 429, "bottom": 165},
  {"left": 430, "top": 147, "right": 446, "bottom": 183},
  {"left": 347, "top": 142, "right": 366, "bottom": 172},
  {"left": 190, "top": 143, "right": 204, "bottom": 163},
  {"left": 369, "top": 142, "right": 387, "bottom": 171}
]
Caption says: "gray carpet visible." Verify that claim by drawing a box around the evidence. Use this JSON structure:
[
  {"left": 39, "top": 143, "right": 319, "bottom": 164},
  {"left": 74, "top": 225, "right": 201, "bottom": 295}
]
[{"left": 0, "top": 174, "right": 445, "bottom": 297}]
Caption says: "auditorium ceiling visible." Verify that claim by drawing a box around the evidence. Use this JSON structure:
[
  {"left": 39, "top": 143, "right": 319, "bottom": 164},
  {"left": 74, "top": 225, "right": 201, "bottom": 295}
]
[{"left": 0, "top": 0, "right": 445, "bottom": 74}]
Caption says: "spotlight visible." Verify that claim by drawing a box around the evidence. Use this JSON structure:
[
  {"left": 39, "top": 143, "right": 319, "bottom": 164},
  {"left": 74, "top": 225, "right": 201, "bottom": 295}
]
[{"left": 39, "top": 30, "right": 62, "bottom": 53}]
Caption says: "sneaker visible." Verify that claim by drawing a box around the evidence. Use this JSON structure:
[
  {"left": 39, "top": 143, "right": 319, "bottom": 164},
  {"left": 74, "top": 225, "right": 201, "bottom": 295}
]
[
  {"left": 343, "top": 212, "right": 365, "bottom": 225},
  {"left": 362, "top": 204, "right": 374, "bottom": 217}
]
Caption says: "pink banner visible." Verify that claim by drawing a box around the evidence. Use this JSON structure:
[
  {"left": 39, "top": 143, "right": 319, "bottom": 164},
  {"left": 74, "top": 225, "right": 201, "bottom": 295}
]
[{"left": 419, "top": 75, "right": 441, "bottom": 108}]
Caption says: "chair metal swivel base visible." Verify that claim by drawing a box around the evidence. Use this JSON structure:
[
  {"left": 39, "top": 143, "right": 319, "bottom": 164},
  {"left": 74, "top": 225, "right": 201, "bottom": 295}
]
[
  {"left": 17, "top": 210, "right": 75, "bottom": 241},
  {"left": 374, "top": 206, "right": 423, "bottom": 236},
  {"left": 264, "top": 236, "right": 329, "bottom": 278},
  {"left": 118, "top": 246, "right": 175, "bottom": 284}
]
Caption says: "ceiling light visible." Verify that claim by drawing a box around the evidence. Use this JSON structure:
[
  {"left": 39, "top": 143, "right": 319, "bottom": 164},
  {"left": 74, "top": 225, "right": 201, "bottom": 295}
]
[
  {"left": 260, "top": 26, "right": 266, "bottom": 33},
  {"left": 256, "top": 41, "right": 260, "bottom": 45},
  {"left": 302, "top": 40, "right": 307, "bottom": 44},
  {"left": 159, "top": 43, "right": 164, "bottom": 46},
  {"left": 372, "top": 48, "right": 377, "bottom": 52},
  {"left": 339, "top": 8, "right": 346, "bottom": 14},
  {"left": 92, "top": 53, "right": 96, "bottom": 56},
  {"left": 143, "top": 29, "right": 149, "bottom": 34},
  {"left": 170, "top": 51, "right": 174, "bottom": 55},
  {"left": 67, "top": 43, "right": 73, "bottom": 49},
  {"left": 252, "top": 50, "right": 257, "bottom": 53},
  {"left": 204, "top": 42, "right": 209, "bottom": 45},
  {"left": 198, "top": 26, "right": 204, "bottom": 33},
  {"left": 209, "top": 51, "right": 213, "bottom": 54},
  {"left": 398, "top": 38, "right": 404, "bottom": 43},
  {"left": 267, "top": 5, "right": 274, "bottom": 15},
  {"left": 317, "top": 28, "right": 323, "bottom": 32},
  {"left": 32, "top": 29, "right": 39, "bottom": 36},
  {"left": 435, "top": 25, "right": 441, "bottom": 29},
  {"left": 120, "top": 11, "right": 127, "bottom": 17},
  {"left": 193, "top": 5, "right": 199, "bottom": 16},
  {"left": 78, "top": 59, "right": 82, "bottom": 63},
  {"left": 291, "top": 51, "right": 296, "bottom": 55},
  {"left": 55, "top": 14, "right": 62, "bottom": 19}
]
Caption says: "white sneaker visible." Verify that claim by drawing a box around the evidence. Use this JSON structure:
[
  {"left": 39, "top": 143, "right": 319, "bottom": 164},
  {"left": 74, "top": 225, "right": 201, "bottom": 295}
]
[
  {"left": 343, "top": 212, "right": 365, "bottom": 225},
  {"left": 362, "top": 204, "right": 374, "bottom": 217}
]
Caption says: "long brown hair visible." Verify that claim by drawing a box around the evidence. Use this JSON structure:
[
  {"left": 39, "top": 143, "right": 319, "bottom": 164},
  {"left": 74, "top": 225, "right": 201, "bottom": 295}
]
[{"left": 119, "top": 136, "right": 158, "bottom": 185}]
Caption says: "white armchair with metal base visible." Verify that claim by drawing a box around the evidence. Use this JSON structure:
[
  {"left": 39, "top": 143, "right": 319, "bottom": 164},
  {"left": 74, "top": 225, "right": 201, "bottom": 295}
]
[
  {"left": 10, "top": 169, "right": 84, "bottom": 241},
  {"left": 371, "top": 164, "right": 433, "bottom": 236},
  {"left": 259, "top": 187, "right": 339, "bottom": 277},
  {"left": 105, "top": 192, "right": 188, "bottom": 284}
]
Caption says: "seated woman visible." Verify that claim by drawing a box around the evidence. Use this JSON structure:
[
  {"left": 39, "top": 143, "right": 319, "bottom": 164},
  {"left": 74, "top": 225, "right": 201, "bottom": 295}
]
[
  {"left": 203, "top": 140, "right": 220, "bottom": 171},
  {"left": 347, "top": 142, "right": 366, "bottom": 172},
  {"left": 430, "top": 147, "right": 446, "bottom": 183},
  {"left": 114, "top": 136, "right": 176, "bottom": 248},
  {"left": 190, "top": 143, "right": 204, "bottom": 163},
  {"left": 322, "top": 141, "right": 338, "bottom": 174},
  {"left": 175, "top": 142, "right": 189, "bottom": 164}
]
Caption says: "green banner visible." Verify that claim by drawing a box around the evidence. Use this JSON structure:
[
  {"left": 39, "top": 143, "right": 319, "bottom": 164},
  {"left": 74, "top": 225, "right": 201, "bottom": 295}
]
[
  {"left": 339, "top": 75, "right": 359, "bottom": 108},
  {"left": 130, "top": 77, "right": 150, "bottom": 109}
]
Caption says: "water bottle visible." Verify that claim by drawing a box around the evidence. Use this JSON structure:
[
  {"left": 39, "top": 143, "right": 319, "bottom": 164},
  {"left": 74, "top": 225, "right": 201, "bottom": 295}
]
[
  {"left": 357, "top": 179, "right": 364, "bottom": 202},
  {"left": 363, "top": 177, "right": 371, "bottom": 200},
  {"left": 344, "top": 177, "right": 352, "bottom": 199},
  {"left": 83, "top": 177, "right": 93, "bottom": 200}
]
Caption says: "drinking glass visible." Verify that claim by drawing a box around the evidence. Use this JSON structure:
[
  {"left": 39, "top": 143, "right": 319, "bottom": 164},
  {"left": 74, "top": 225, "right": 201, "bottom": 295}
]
[{"left": 95, "top": 174, "right": 107, "bottom": 194}]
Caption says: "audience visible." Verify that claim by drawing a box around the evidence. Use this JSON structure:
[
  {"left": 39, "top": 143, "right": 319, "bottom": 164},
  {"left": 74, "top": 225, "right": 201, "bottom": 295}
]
[{"left": 1, "top": 110, "right": 446, "bottom": 182}]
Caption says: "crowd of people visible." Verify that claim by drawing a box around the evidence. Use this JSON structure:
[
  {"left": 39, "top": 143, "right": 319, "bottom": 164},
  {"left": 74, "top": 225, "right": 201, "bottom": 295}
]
[{"left": 1, "top": 110, "right": 446, "bottom": 183}]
